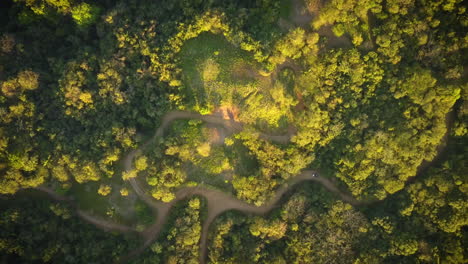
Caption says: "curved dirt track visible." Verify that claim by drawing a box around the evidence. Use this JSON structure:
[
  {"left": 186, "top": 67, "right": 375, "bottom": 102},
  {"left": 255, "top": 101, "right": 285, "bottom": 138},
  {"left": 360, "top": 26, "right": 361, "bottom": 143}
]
[
  {"left": 196, "top": 170, "right": 362, "bottom": 263},
  {"left": 33, "top": 53, "right": 455, "bottom": 263},
  {"left": 35, "top": 107, "right": 453, "bottom": 264},
  {"left": 118, "top": 108, "right": 361, "bottom": 264},
  {"left": 119, "top": 109, "right": 299, "bottom": 263},
  {"left": 33, "top": 108, "right": 454, "bottom": 264}
]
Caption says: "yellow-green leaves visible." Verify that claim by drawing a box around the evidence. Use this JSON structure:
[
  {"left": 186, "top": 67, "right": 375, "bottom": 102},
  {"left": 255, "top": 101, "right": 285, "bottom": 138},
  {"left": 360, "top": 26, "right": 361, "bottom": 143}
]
[
  {"left": 135, "top": 156, "right": 148, "bottom": 172},
  {"left": 71, "top": 3, "right": 100, "bottom": 27},
  {"left": 97, "top": 184, "right": 111, "bottom": 196},
  {"left": 1, "top": 70, "right": 39, "bottom": 97}
]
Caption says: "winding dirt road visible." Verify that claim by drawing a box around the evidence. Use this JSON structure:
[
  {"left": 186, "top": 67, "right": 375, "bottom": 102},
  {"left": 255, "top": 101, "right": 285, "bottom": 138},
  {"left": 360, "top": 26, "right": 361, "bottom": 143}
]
[
  {"left": 17, "top": 0, "right": 456, "bottom": 261},
  {"left": 35, "top": 108, "right": 452, "bottom": 264},
  {"left": 118, "top": 109, "right": 360, "bottom": 264},
  {"left": 35, "top": 106, "right": 453, "bottom": 264}
]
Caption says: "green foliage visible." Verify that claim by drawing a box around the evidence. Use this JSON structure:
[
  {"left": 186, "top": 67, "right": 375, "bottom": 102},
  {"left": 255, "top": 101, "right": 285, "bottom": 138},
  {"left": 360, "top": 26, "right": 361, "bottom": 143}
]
[
  {"left": 1, "top": 70, "right": 39, "bottom": 97},
  {"left": 237, "top": 131, "right": 313, "bottom": 180},
  {"left": 72, "top": 161, "right": 101, "bottom": 183},
  {"left": 402, "top": 141, "right": 467, "bottom": 234},
  {"left": 148, "top": 162, "right": 186, "bottom": 202},
  {"left": 312, "top": 0, "right": 382, "bottom": 45},
  {"left": 0, "top": 0, "right": 466, "bottom": 262},
  {"left": 119, "top": 187, "right": 129, "bottom": 196},
  {"left": 134, "top": 155, "right": 148, "bottom": 172},
  {"left": 293, "top": 48, "right": 459, "bottom": 200},
  {"left": 58, "top": 60, "right": 95, "bottom": 115},
  {"left": 49, "top": 203, "right": 71, "bottom": 219},
  {"left": 285, "top": 201, "right": 370, "bottom": 263},
  {"left": 122, "top": 170, "right": 137, "bottom": 180},
  {"left": 97, "top": 184, "right": 112, "bottom": 196},
  {"left": 71, "top": 3, "right": 100, "bottom": 27},
  {"left": 0, "top": 167, "right": 45, "bottom": 194},
  {"left": 0, "top": 196, "right": 138, "bottom": 262},
  {"left": 232, "top": 173, "right": 276, "bottom": 206},
  {"left": 155, "top": 198, "right": 202, "bottom": 263},
  {"left": 249, "top": 217, "right": 287, "bottom": 239},
  {"left": 13, "top": 0, "right": 100, "bottom": 28}
]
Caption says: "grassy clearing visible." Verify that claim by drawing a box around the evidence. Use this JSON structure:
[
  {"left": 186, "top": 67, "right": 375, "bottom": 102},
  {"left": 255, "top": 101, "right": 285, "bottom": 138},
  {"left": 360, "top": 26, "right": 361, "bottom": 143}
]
[
  {"left": 178, "top": 32, "right": 298, "bottom": 128},
  {"left": 185, "top": 163, "right": 233, "bottom": 192},
  {"left": 225, "top": 140, "right": 260, "bottom": 178},
  {"left": 178, "top": 33, "right": 259, "bottom": 109},
  {"left": 66, "top": 175, "right": 154, "bottom": 227},
  {"left": 68, "top": 181, "right": 109, "bottom": 213},
  {"left": 179, "top": 33, "right": 256, "bottom": 83}
]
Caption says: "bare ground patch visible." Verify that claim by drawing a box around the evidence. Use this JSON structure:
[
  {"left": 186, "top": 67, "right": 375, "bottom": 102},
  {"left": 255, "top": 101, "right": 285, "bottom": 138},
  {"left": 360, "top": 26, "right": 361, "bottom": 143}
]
[
  {"left": 317, "top": 25, "right": 353, "bottom": 49},
  {"left": 212, "top": 105, "right": 241, "bottom": 121},
  {"left": 206, "top": 125, "right": 227, "bottom": 145}
]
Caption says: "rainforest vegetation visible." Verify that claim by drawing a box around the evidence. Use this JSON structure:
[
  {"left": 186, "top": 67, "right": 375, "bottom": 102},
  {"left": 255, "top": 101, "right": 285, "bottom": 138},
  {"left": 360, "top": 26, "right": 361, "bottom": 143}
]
[{"left": 0, "top": 0, "right": 466, "bottom": 263}]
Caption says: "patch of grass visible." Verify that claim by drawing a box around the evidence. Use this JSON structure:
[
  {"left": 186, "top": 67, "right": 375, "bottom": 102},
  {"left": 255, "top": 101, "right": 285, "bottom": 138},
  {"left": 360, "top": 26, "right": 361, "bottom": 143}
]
[
  {"left": 185, "top": 163, "right": 233, "bottom": 192},
  {"left": 66, "top": 174, "right": 149, "bottom": 226},
  {"left": 68, "top": 181, "right": 109, "bottom": 215},
  {"left": 279, "top": 0, "right": 293, "bottom": 19},
  {"left": 134, "top": 200, "right": 154, "bottom": 229},
  {"left": 178, "top": 33, "right": 259, "bottom": 108},
  {"left": 225, "top": 140, "right": 260, "bottom": 177}
]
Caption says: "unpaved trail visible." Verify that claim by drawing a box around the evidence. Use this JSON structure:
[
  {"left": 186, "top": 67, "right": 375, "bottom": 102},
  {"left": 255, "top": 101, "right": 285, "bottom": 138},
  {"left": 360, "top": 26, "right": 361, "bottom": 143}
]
[
  {"left": 196, "top": 170, "right": 362, "bottom": 263},
  {"left": 119, "top": 108, "right": 360, "bottom": 264},
  {"left": 20, "top": 2, "right": 454, "bottom": 262},
  {"left": 34, "top": 105, "right": 454, "bottom": 264},
  {"left": 118, "top": 107, "right": 454, "bottom": 263},
  {"left": 123, "top": 110, "right": 296, "bottom": 175},
  {"left": 76, "top": 210, "right": 136, "bottom": 233}
]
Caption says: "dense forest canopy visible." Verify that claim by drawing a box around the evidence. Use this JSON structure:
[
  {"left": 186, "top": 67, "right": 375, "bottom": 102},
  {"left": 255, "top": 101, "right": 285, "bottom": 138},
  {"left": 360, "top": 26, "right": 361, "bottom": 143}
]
[{"left": 0, "top": 0, "right": 467, "bottom": 263}]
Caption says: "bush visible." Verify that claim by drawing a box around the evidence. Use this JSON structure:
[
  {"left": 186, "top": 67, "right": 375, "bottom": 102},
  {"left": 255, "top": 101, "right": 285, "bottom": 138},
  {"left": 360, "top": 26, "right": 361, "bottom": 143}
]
[
  {"left": 98, "top": 184, "right": 111, "bottom": 196},
  {"left": 71, "top": 3, "right": 100, "bottom": 27}
]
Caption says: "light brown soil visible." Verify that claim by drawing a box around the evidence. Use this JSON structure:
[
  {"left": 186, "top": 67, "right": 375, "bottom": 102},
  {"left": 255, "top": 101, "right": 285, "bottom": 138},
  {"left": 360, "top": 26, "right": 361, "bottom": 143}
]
[
  {"left": 213, "top": 105, "right": 240, "bottom": 121},
  {"left": 206, "top": 125, "right": 226, "bottom": 145}
]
